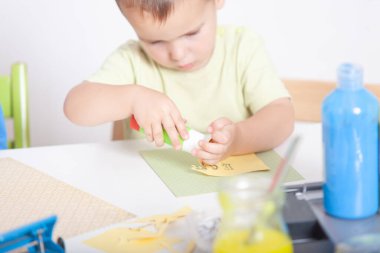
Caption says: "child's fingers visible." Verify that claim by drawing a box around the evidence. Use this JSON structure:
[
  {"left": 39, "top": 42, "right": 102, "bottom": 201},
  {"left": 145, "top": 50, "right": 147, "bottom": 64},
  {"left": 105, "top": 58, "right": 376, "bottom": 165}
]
[
  {"left": 171, "top": 113, "right": 188, "bottom": 140},
  {"left": 198, "top": 140, "right": 226, "bottom": 155},
  {"left": 176, "top": 123, "right": 188, "bottom": 140},
  {"left": 192, "top": 148, "right": 221, "bottom": 164},
  {"left": 142, "top": 123, "right": 154, "bottom": 142},
  {"left": 162, "top": 116, "right": 181, "bottom": 149},
  {"left": 209, "top": 129, "right": 230, "bottom": 145},
  {"left": 208, "top": 117, "right": 231, "bottom": 132},
  {"left": 151, "top": 122, "right": 164, "bottom": 146}
]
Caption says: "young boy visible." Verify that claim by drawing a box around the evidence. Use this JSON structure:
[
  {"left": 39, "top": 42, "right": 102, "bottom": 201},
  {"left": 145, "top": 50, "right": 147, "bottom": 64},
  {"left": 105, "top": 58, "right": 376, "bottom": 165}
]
[{"left": 64, "top": 0, "right": 294, "bottom": 165}]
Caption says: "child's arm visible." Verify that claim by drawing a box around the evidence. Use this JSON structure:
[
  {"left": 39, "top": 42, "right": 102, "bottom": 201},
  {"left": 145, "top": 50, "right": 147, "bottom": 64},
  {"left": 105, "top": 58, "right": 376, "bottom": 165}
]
[
  {"left": 192, "top": 97, "right": 294, "bottom": 165},
  {"left": 64, "top": 81, "right": 188, "bottom": 149}
]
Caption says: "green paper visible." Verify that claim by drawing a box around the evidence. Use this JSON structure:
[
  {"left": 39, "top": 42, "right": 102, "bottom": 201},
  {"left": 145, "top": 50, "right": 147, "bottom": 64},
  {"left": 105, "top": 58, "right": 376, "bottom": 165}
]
[{"left": 140, "top": 149, "right": 304, "bottom": 197}]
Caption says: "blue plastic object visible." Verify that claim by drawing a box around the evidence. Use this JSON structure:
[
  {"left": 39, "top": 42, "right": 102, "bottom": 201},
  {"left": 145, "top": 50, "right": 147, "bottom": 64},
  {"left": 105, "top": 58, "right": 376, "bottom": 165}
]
[
  {"left": 0, "top": 215, "right": 65, "bottom": 253},
  {"left": 0, "top": 105, "right": 7, "bottom": 150},
  {"left": 322, "top": 63, "right": 379, "bottom": 219}
]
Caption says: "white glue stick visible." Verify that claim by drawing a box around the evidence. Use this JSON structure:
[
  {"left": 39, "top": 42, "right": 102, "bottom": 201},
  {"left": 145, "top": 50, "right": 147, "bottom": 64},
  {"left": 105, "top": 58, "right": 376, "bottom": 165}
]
[{"left": 130, "top": 115, "right": 210, "bottom": 153}]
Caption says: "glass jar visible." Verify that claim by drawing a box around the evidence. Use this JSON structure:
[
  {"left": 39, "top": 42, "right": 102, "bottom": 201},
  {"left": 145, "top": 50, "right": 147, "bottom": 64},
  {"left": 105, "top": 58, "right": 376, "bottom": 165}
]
[{"left": 213, "top": 175, "right": 293, "bottom": 253}]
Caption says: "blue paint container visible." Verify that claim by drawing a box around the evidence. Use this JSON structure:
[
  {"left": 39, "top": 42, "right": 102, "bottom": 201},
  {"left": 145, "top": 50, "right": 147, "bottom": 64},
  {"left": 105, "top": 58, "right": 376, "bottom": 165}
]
[
  {"left": 0, "top": 105, "right": 7, "bottom": 150},
  {"left": 322, "top": 63, "right": 379, "bottom": 219}
]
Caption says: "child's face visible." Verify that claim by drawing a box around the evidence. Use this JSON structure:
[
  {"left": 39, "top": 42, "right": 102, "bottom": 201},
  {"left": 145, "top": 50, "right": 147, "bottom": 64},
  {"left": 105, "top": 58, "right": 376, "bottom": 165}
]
[{"left": 121, "top": 0, "right": 224, "bottom": 72}]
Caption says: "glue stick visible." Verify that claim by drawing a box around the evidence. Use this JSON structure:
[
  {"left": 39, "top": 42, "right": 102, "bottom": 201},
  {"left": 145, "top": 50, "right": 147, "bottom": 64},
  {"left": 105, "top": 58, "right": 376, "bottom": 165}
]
[{"left": 130, "top": 115, "right": 210, "bottom": 153}]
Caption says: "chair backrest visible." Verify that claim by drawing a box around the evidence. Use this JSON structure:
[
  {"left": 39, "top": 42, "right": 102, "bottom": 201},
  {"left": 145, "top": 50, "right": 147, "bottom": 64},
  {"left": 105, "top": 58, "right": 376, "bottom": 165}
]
[
  {"left": 283, "top": 79, "right": 380, "bottom": 122},
  {"left": 0, "top": 63, "right": 30, "bottom": 148}
]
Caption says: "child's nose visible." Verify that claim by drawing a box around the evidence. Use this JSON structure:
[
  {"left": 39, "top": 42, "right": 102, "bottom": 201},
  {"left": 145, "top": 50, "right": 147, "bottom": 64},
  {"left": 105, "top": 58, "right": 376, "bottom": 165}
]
[{"left": 168, "top": 42, "right": 186, "bottom": 62}]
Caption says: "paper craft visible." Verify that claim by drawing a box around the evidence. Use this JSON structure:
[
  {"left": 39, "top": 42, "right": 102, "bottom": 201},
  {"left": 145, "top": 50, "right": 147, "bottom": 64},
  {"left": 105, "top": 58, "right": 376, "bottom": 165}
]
[
  {"left": 132, "top": 207, "right": 192, "bottom": 235},
  {"left": 84, "top": 207, "right": 195, "bottom": 253},
  {"left": 0, "top": 158, "right": 134, "bottom": 239},
  {"left": 140, "top": 149, "right": 304, "bottom": 197},
  {"left": 191, "top": 153, "right": 269, "bottom": 176}
]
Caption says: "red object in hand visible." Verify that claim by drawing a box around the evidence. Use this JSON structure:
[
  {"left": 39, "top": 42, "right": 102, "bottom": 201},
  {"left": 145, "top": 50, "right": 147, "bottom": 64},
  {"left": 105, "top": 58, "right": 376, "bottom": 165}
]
[{"left": 130, "top": 115, "right": 140, "bottom": 131}]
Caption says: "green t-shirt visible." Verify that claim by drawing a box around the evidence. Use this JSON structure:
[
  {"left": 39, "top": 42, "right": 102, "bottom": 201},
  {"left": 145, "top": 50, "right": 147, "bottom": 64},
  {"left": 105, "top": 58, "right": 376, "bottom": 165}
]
[{"left": 88, "top": 26, "right": 290, "bottom": 138}]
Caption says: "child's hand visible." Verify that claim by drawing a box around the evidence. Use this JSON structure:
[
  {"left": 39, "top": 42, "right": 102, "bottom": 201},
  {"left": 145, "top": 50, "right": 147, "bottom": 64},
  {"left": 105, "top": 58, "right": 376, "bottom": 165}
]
[
  {"left": 132, "top": 86, "right": 188, "bottom": 149},
  {"left": 192, "top": 117, "right": 236, "bottom": 165}
]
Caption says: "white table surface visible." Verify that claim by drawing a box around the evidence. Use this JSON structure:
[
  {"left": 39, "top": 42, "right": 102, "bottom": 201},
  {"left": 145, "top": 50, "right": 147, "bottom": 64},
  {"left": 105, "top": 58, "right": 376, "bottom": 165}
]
[{"left": 0, "top": 122, "right": 324, "bottom": 252}]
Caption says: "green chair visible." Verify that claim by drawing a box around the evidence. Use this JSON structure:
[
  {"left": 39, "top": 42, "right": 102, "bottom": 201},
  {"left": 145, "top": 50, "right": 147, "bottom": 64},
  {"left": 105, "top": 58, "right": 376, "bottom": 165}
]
[{"left": 0, "top": 63, "right": 30, "bottom": 148}]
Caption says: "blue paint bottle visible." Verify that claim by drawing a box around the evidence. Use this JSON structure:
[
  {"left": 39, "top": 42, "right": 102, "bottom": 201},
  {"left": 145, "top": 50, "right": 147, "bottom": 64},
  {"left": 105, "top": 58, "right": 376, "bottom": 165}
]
[
  {"left": 0, "top": 105, "right": 7, "bottom": 150},
  {"left": 322, "top": 63, "right": 379, "bottom": 219}
]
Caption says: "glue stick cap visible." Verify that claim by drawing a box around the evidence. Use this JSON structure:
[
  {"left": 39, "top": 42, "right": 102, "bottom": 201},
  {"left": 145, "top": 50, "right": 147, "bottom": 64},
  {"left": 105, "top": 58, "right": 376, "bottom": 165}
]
[{"left": 182, "top": 129, "right": 211, "bottom": 153}]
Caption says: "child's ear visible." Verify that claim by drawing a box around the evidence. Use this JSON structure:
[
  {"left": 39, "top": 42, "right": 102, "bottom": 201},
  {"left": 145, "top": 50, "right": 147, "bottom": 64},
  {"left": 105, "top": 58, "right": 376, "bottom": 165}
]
[{"left": 214, "top": 0, "right": 225, "bottom": 10}]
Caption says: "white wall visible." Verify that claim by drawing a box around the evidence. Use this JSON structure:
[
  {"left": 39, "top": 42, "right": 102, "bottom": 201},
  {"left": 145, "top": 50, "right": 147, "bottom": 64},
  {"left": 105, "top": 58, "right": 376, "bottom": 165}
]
[{"left": 1, "top": 0, "right": 379, "bottom": 146}]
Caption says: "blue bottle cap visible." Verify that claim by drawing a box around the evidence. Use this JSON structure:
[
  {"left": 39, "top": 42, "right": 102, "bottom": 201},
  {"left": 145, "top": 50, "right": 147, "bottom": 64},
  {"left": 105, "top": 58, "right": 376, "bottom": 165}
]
[{"left": 337, "top": 63, "right": 363, "bottom": 90}]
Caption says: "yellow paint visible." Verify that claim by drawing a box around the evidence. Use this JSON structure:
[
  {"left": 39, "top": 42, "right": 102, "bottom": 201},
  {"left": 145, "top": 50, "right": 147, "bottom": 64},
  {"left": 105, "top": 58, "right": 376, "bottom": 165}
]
[
  {"left": 219, "top": 192, "right": 276, "bottom": 215},
  {"left": 213, "top": 228, "right": 293, "bottom": 253},
  {"left": 191, "top": 153, "right": 269, "bottom": 176}
]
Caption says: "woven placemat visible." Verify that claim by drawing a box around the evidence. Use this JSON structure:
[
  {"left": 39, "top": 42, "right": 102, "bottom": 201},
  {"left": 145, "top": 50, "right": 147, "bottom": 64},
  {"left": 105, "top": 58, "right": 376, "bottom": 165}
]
[{"left": 0, "top": 157, "right": 134, "bottom": 239}]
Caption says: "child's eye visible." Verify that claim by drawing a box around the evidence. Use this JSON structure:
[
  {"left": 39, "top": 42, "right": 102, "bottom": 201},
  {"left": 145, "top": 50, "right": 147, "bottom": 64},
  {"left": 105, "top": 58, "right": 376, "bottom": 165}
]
[
  {"left": 150, "top": 40, "right": 163, "bottom": 45},
  {"left": 186, "top": 30, "right": 199, "bottom": 37}
]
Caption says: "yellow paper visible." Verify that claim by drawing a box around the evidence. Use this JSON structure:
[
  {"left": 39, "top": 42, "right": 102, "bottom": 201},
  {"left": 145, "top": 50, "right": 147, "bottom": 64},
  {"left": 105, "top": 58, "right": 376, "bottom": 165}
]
[
  {"left": 84, "top": 227, "right": 180, "bottom": 253},
  {"left": 134, "top": 207, "right": 192, "bottom": 225},
  {"left": 84, "top": 207, "right": 193, "bottom": 253},
  {"left": 191, "top": 153, "right": 269, "bottom": 176}
]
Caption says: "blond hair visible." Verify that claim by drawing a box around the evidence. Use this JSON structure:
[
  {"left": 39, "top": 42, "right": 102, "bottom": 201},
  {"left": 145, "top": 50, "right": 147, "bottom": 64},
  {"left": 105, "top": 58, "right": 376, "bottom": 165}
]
[{"left": 116, "top": 0, "right": 179, "bottom": 22}]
